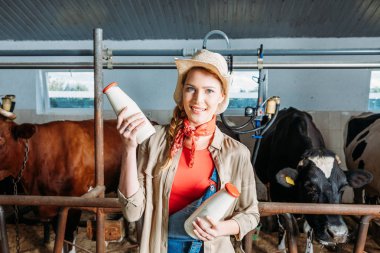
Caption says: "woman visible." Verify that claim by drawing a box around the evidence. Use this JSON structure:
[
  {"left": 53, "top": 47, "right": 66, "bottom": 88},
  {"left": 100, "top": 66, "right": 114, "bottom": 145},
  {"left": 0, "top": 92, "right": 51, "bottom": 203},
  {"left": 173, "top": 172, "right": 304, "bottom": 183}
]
[{"left": 117, "top": 49, "right": 259, "bottom": 253}]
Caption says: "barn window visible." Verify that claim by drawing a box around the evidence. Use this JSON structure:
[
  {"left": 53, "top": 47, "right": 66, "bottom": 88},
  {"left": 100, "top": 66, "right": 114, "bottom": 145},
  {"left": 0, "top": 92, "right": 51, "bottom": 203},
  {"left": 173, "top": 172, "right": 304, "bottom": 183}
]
[
  {"left": 369, "top": 71, "right": 380, "bottom": 111},
  {"left": 227, "top": 70, "right": 261, "bottom": 113},
  {"left": 38, "top": 71, "right": 94, "bottom": 114}
]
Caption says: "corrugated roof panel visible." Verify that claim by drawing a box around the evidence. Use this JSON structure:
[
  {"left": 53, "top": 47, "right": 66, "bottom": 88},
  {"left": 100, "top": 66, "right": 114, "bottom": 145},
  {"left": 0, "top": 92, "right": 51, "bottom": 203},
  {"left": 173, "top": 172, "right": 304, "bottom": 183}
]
[
  {"left": 356, "top": 0, "right": 380, "bottom": 36},
  {"left": 1, "top": 0, "right": 380, "bottom": 41}
]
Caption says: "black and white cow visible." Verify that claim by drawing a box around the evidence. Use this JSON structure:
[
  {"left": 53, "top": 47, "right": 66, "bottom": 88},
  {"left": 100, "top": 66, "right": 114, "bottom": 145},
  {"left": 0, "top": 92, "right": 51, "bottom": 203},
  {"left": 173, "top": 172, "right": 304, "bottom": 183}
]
[
  {"left": 255, "top": 107, "right": 372, "bottom": 246},
  {"left": 344, "top": 112, "right": 380, "bottom": 204}
]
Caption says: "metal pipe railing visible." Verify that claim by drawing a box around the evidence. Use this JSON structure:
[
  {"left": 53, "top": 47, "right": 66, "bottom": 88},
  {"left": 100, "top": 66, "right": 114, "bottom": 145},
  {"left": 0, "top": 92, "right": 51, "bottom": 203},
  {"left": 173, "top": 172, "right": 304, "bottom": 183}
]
[
  {"left": 0, "top": 206, "right": 9, "bottom": 253},
  {"left": 258, "top": 202, "right": 380, "bottom": 216},
  {"left": 94, "top": 28, "right": 106, "bottom": 253},
  {"left": 52, "top": 28, "right": 108, "bottom": 253},
  {"left": 282, "top": 213, "right": 298, "bottom": 253},
  {"left": 53, "top": 187, "right": 106, "bottom": 253},
  {"left": 1, "top": 61, "right": 380, "bottom": 69},
  {"left": 1, "top": 196, "right": 379, "bottom": 252},
  {"left": 94, "top": 29, "right": 105, "bottom": 191},
  {"left": 1, "top": 48, "right": 380, "bottom": 57},
  {"left": 53, "top": 207, "right": 69, "bottom": 253},
  {"left": 1, "top": 196, "right": 379, "bottom": 216},
  {"left": 354, "top": 215, "right": 374, "bottom": 253}
]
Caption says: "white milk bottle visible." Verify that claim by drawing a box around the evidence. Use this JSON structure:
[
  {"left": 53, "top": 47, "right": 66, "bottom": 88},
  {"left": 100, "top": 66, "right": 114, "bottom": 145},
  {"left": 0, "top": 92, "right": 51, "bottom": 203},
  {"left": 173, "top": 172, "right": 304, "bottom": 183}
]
[
  {"left": 184, "top": 182, "right": 240, "bottom": 239},
  {"left": 103, "top": 82, "right": 156, "bottom": 144}
]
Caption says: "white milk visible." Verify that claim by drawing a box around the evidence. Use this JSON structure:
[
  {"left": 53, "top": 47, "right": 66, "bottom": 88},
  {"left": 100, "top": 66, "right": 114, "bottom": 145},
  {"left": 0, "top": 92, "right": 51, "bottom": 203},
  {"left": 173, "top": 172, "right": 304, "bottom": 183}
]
[
  {"left": 103, "top": 82, "right": 156, "bottom": 144},
  {"left": 184, "top": 183, "right": 240, "bottom": 239}
]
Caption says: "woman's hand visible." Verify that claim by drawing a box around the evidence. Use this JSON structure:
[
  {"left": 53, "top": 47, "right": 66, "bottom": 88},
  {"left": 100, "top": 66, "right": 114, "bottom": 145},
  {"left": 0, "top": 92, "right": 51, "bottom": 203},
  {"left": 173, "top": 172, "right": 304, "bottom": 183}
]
[
  {"left": 192, "top": 216, "right": 240, "bottom": 241},
  {"left": 117, "top": 107, "right": 146, "bottom": 148},
  {"left": 117, "top": 108, "right": 145, "bottom": 199},
  {"left": 192, "top": 216, "right": 221, "bottom": 241}
]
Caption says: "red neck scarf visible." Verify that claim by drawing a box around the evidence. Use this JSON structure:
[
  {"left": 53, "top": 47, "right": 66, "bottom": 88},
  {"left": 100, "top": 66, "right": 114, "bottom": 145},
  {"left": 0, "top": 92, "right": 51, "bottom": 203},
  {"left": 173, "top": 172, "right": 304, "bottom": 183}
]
[{"left": 170, "top": 115, "right": 216, "bottom": 168}]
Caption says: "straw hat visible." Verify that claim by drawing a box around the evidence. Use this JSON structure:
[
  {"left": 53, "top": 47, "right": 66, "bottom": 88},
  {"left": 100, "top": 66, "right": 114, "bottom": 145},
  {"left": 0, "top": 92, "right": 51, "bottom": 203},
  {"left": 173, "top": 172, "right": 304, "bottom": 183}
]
[
  {"left": 173, "top": 49, "right": 231, "bottom": 114},
  {"left": 0, "top": 107, "right": 16, "bottom": 120}
]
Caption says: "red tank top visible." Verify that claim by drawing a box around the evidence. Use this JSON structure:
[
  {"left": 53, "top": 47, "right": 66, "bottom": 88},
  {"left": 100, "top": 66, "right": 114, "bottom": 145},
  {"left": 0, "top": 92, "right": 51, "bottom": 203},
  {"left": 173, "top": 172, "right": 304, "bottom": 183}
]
[{"left": 169, "top": 147, "right": 214, "bottom": 215}]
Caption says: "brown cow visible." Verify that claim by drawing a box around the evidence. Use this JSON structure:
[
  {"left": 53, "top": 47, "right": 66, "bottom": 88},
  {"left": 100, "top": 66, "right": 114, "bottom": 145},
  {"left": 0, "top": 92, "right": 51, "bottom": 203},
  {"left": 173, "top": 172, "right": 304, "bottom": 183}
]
[{"left": 0, "top": 113, "right": 123, "bottom": 251}]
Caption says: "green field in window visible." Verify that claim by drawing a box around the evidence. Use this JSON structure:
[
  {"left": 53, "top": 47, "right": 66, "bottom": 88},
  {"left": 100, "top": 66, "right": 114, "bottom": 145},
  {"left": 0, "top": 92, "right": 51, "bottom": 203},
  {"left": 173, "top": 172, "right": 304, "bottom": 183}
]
[
  {"left": 49, "top": 98, "right": 94, "bottom": 108},
  {"left": 368, "top": 99, "right": 380, "bottom": 111},
  {"left": 228, "top": 98, "right": 258, "bottom": 109}
]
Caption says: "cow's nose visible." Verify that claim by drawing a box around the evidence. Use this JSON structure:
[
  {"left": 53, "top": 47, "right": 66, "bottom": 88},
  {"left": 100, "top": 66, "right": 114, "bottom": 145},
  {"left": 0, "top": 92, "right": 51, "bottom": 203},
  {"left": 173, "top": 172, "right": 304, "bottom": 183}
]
[{"left": 327, "top": 225, "right": 348, "bottom": 243}]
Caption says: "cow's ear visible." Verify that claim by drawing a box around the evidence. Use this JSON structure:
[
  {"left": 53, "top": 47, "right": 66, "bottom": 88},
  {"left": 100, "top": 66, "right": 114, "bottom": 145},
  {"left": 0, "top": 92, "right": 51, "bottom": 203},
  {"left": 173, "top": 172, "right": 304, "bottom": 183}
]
[
  {"left": 345, "top": 169, "right": 373, "bottom": 188},
  {"left": 11, "top": 123, "right": 36, "bottom": 140},
  {"left": 276, "top": 167, "right": 298, "bottom": 188}
]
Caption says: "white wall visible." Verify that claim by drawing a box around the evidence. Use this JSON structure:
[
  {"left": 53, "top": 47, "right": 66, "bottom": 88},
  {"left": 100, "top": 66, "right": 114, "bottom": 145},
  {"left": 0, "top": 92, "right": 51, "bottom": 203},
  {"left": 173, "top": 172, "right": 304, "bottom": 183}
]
[{"left": 0, "top": 37, "right": 378, "bottom": 113}]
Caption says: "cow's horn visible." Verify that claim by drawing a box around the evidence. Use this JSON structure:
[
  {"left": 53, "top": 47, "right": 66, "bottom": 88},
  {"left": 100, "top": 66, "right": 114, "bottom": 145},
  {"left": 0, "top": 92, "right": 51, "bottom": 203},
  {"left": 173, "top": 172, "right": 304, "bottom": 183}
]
[
  {"left": 335, "top": 155, "right": 341, "bottom": 165},
  {"left": 0, "top": 108, "right": 16, "bottom": 120},
  {"left": 297, "top": 159, "right": 304, "bottom": 167}
]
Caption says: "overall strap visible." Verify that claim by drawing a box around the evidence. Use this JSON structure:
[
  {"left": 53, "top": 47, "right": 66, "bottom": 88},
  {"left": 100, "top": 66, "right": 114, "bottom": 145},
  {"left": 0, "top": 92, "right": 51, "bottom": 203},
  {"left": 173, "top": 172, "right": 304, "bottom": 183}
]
[{"left": 210, "top": 167, "right": 219, "bottom": 184}]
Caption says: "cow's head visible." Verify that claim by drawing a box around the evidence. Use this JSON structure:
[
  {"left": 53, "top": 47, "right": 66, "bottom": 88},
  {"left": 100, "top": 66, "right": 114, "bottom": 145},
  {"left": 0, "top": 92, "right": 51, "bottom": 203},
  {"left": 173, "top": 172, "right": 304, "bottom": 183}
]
[
  {"left": 0, "top": 117, "right": 36, "bottom": 180},
  {"left": 276, "top": 148, "right": 372, "bottom": 246}
]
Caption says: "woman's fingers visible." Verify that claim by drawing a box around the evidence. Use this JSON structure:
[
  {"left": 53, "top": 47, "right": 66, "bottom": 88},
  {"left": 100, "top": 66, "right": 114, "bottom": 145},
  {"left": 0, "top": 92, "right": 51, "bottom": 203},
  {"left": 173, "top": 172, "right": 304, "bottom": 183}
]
[
  {"left": 124, "top": 119, "right": 146, "bottom": 137},
  {"left": 117, "top": 111, "right": 145, "bottom": 133},
  {"left": 121, "top": 117, "right": 145, "bottom": 136},
  {"left": 193, "top": 229, "right": 209, "bottom": 241},
  {"left": 192, "top": 223, "right": 214, "bottom": 241},
  {"left": 116, "top": 107, "right": 129, "bottom": 129},
  {"left": 192, "top": 217, "right": 215, "bottom": 241},
  {"left": 205, "top": 216, "right": 217, "bottom": 227}
]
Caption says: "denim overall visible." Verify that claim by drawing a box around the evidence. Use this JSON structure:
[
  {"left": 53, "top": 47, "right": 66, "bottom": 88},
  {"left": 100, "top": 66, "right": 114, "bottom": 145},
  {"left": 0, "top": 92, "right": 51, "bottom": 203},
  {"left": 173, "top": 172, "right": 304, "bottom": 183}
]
[{"left": 168, "top": 168, "right": 219, "bottom": 253}]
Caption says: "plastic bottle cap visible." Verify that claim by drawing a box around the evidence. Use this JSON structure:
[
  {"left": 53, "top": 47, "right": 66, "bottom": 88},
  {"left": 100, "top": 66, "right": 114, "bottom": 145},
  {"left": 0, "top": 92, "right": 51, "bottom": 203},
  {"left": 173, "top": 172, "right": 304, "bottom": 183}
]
[
  {"left": 103, "top": 82, "right": 119, "bottom": 94},
  {"left": 225, "top": 183, "right": 240, "bottom": 198}
]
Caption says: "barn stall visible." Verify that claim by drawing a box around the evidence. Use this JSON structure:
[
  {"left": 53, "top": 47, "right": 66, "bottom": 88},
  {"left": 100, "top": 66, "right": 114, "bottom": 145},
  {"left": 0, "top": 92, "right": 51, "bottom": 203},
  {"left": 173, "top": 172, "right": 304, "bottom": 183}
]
[{"left": 0, "top": 0, "right": 379, "bottom": 252}]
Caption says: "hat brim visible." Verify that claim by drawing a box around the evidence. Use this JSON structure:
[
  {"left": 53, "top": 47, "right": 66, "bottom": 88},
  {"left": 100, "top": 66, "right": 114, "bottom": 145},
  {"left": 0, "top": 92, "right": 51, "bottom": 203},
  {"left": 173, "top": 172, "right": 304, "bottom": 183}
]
[
  {"left": 174, "top": 59, "right": 230, "bottom": 114},
  {"left": 0, "top": 108, "right": 16, "bottom": 120}
]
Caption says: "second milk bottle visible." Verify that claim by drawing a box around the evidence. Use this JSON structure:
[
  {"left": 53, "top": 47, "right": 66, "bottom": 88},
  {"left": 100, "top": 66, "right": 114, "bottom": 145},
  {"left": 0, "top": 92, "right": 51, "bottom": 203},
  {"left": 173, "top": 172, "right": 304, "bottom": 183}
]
[{"left": 184, "top": 182, "right": 240, "bottom": 239}]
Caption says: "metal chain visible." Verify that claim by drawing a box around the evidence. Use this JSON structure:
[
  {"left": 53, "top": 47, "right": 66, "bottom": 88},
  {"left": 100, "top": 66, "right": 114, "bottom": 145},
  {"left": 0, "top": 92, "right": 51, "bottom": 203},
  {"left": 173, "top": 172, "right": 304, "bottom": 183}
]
[
  {"left": 12, "top": 140, "right": 29, "bottom": 253},
  {"left": 305, "top": 228, "right": 314, "bottom": 253}
]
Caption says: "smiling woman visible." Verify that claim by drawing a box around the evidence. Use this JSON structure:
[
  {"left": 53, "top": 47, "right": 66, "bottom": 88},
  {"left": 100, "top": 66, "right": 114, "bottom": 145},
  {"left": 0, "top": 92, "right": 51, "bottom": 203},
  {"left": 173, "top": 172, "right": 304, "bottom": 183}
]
[
  {"left": 116, "top": 49, "right": 260, "bottom": 253},
  {"left": 181, "top": 67, "right": 225, "bottom": 127}
]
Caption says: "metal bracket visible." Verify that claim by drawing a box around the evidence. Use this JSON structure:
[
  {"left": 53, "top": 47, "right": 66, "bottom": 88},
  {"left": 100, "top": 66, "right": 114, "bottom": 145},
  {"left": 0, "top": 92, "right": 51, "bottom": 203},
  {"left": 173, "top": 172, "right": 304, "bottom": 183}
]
[
  {"left": 103, "top": 48, "right": 113, "bottom": 69},
  {"left": 257, "top": 44, "right": 264, "bottom": 70},
  {"left": 182, "top": 48, "right": 198, "bottom": 56}
]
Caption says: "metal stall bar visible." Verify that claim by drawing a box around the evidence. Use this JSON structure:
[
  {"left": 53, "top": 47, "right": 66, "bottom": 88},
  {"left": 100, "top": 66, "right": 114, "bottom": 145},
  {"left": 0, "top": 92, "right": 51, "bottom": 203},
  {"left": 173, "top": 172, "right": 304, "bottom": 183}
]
[
  {"left": 1, "top": 196, "right": 379, "bottom": 252},
  {"left": 53, "top": 207, "right": 69, "bottom": 253},
  {"left": 53, "top": 28, "right": 107, "bottom": 253},
  {"left": 257, "top": 202, "right": 380, "bottom": 216},
  {"left": 1, "top": 197, "right": 379, "bottom": 216},
  {"left": 1, "top": 62, "right": 380, "bottom": 69},
  {"left": 0, "top": 206, "right": 9, "bottom": 253},
  {"left": 216, "top": 48, "right": 380, "bottom": 56},
  {"left": 354, "top": 215, "right": 375, "bottom": 253},
  {"left": 94, "top": 28, "right": 106, "bottom": 253},
  {"left": 1, "top": 48, "right": 380, "bottom": 57}
]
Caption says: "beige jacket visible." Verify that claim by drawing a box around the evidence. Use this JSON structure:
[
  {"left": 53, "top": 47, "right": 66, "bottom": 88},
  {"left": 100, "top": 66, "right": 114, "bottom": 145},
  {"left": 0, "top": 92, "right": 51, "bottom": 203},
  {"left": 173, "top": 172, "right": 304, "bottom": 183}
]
[{"left": 118, "top": 125, "right": 260, "bottom": 253}]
